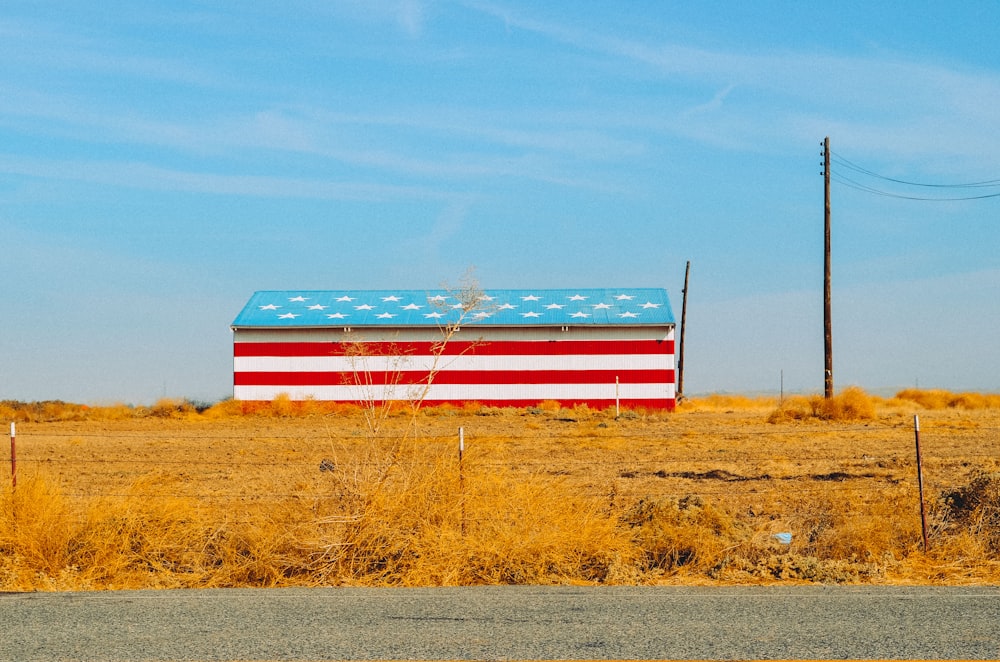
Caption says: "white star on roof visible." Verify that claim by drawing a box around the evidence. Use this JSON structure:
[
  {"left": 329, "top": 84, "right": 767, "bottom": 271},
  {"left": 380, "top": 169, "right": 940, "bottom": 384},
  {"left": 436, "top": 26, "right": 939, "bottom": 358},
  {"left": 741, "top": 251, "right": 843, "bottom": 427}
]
[
  {"left": 307, "top": 304, "right": 327, "bottom": 310},
  {"left": 289, "top": 296, "right": 308, "bottom": 302},
  {"left": 479, "top": 295, "right": 494, "bottom": 301},
  {"left": 593, "top": 303, "right": 612, "bottom": 310},
  {"left": 326, "top": 313, "right": 348, "bottom": 319},
  {"left": 451, "top": 302, "right": 465, "bottom": 309},
  {"left": 259, "top": 304, "right": 280, "bottom": 310},
  {"left": 521, "top": 311, "right": 542, "bottom": 318},
  {"left": 336, "top": 296, "right": 355, "bottom": 302},
  {"left": 473, "top": 311, "right": 492, "bottom": 319},
  {"left": 640, "top": 302, "right": 661, "bottom": 309},
  {"left": 424, "top": 311, "right": 444, "bottom": 319},
  {"left": 354, "top": 304, "right": 374, "bottom": 310},
  {"left": 568, "top": 294, "right": 588, "bottom": 301},
  {"left": 615, "top": 294, "right": 634, "bottom": 301},
  {"left": 376, "top": 312, "right": 396, "bottom": 319},
  {"left": 278, "top": 313, "right": 299, "bottom": 319},
  {"left": 545, "top": 303, "right": 564, "bottom": 310},
  {"left": 521, "top": 295, "right": 541, "bottom": 301},
  {"left": 428, "top": 295, "right": 447, "bottom": 302},
  {"left": 619, "top": 311, "right": 640, "bottom": 318},
  {"left": 402, "top": 303, "right": 423, "bottom": 310},
  {"left": 570, "top": 312, "right": 590, "bottom": 318},
  {"left": 498, "top": 303, "right": 517, "bottom": 310},
  {"left": 381, "top": 296, "right": 401, "bottom": 302}
]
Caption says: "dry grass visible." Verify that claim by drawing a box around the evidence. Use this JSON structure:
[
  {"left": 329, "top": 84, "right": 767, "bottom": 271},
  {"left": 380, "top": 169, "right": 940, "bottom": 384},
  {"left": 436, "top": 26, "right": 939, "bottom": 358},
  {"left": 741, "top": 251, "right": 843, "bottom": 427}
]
[
  {"left": 766, "top": 386, "right": 876, "bottom": 423},
  {"left": 1, "top": 389, "right": 998, "bottom": 590}
]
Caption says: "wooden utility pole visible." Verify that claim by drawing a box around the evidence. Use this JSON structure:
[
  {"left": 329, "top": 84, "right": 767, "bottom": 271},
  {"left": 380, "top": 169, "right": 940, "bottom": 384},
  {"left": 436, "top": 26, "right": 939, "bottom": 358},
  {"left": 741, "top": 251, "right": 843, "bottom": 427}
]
[
  {"left": 823, "top": 137, "right": 833, "bottom": 399},
  {"left": 677, "top": 261, "right": 690, "bottom": 402}
]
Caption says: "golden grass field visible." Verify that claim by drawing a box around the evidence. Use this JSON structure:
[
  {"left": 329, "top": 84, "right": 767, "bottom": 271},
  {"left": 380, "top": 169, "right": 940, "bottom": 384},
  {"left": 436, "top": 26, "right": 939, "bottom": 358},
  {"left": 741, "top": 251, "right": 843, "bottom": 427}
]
[{"left": 1, "top": 388, "right": 998, "bottom": 591}]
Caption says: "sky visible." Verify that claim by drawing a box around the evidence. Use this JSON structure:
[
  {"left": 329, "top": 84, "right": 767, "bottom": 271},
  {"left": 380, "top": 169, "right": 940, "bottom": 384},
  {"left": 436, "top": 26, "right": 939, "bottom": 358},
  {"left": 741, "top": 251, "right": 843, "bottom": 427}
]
[{"left": 2, "top": 1, "right": 999, "bottom": 405}]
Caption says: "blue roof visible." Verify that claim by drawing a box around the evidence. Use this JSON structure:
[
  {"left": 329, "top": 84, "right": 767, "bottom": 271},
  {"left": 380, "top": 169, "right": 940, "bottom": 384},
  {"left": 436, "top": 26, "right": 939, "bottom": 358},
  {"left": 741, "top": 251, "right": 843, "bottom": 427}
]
[{"left": 232, "top": 288, "right": 675, "bottom": 328}]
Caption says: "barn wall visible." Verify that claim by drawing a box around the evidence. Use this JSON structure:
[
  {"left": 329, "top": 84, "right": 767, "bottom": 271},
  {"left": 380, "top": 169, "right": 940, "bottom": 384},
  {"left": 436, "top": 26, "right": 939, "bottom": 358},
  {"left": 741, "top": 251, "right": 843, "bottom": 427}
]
[{"left": 232, "top": 325, "right": 676, "bottom": 410}]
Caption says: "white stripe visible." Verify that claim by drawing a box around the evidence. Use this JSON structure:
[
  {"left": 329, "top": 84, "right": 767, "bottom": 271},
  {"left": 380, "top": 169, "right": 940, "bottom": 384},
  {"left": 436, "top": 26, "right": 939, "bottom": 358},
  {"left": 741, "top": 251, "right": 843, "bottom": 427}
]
[
  {"left": 234, "top": 382, "right": 675, "bottom": 402},
  {"left": 234, "top": 353, "right": 673, "bottom": 373}
]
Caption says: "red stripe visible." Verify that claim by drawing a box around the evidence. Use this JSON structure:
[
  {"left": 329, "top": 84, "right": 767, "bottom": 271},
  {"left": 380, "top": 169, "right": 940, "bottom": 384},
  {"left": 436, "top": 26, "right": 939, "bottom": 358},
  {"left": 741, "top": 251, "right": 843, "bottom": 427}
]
[
  {"left": 235, "top": 369, "right": 674, "bottom": 387},
  {"left": 234, "top": 339, "right": 673, "bottom": 357}
]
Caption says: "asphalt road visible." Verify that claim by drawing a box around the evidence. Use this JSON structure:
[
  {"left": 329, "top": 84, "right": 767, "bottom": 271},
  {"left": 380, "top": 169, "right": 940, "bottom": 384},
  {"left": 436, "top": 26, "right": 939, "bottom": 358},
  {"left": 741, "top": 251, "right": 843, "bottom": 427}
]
[{"left": 2, "top": 585, "right": 999, "bottom": 661}]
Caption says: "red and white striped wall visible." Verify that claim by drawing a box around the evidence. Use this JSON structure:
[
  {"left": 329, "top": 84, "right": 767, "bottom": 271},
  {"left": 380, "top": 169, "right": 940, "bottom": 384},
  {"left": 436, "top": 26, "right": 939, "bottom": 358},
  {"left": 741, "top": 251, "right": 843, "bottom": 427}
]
[{"left": 233, "top": 326, "right": 676, "bottom": 410}]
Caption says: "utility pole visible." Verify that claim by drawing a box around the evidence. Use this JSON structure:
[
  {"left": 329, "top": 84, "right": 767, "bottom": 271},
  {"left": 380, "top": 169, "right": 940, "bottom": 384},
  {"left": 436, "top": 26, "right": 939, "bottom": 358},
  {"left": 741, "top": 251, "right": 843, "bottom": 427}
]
[
  {"left": 677, "top": 260, "right": 690, "bottom": 402},
  {"left": 823, "top": 137, "right": 833, "bottom": 399}
]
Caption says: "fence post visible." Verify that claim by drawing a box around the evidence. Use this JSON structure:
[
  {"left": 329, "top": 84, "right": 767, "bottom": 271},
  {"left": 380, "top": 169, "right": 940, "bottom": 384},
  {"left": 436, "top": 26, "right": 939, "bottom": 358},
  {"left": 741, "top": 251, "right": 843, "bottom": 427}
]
[
  {"left": 458, "top": 427, "right": 466, "bottom": 536},
  {"left": 615, "top": 376, "right": 620, "bottom": 418},
  {"left": 914, "top": 415, "right": 929, "bottom": 552},
  {"left": 9, "top": 422, "right": 15, "bottom": 491}
]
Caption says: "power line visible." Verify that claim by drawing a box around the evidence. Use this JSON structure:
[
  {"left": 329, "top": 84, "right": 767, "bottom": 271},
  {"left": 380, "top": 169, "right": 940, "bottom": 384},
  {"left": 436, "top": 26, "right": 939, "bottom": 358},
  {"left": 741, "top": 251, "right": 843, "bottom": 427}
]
[
  {"left": 831, "top": 152, "right": 1000, "bottom": 189},
  {"left": 832, "top": 172, "right": 1000, "bottom": 201}
]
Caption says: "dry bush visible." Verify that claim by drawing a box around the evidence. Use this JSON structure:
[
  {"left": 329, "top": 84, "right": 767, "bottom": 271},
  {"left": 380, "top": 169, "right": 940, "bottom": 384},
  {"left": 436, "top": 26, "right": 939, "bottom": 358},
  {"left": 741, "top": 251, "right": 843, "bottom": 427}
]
[
  {"left": 536, "top": 399, "right": 563, "bottom": 414},
  {"left": 816, "top": 386, "right": 876, "bottom": 421},
  {"left": 150, "top": 398, "right": 197, "bottom": 418},
  {"left": 461, "top": 401, "right": 484, "bottom": 415},
  {"left": 799, "top": 488, "right": 919, "bottom": 563},
  {"left": 767, "top": 387, "right": 875, "bottom": 423},
  {"left": 766, "top": 396, "right": 813, "bottom": 423},
  {"left": 0, "top": 472, "right": 321, "bottom": 591},
  {"left": 270, "top": 393, "right": 295, "bottom": 417},
  {"left": 894, "top": 388, "right": 1000, "bottom": 410},
  {"left": 621, "top": 495, "right": 742, "bottom": 575},
  {"left": 0, "top": 475, "right": 76, "bottom": 585},
  {"left": 0, "top": 402, "right": 17, "bottom": 421},
  {"left": 947, "top": 392, "right": 1000, "bottom": 410},
  {"left": 305, "top": 445, "right": 636, "bottom": 586},
  {"left": 0, "top": 400, "right": 89, "bottom": 423},
  {"left": 895, "top": 389, "right": 955, "bottom": 410},
  {"left": 940, "top": 472, "right": 1000, "bottom": 554},
  {"left": 202, "top": 398, "right": 244, "bottom": 419}
]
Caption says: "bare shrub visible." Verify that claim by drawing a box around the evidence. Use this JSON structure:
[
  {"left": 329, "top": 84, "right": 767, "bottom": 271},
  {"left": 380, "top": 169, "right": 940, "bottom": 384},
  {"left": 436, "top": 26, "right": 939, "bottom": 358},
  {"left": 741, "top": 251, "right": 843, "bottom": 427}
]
[
  {"left": 766, "top": 396, "right": 813, "bottom": 423},
  {"left": 621, "top": 496, "right": 742, "bottom": 574},
  {"left": 895, "top": 389, "right": 954, "bottom": 410},
  {"left": 270, "top": 393, "right": 295, "bottom": 417},
  {"left": 941, "top": 472, "right": 1000, "bottom": 553},
  {"left": 0, "top": 475, "right": 75, "bottom": 582},
  {"left": 202, "top": 398, "right": 243, "bottom": 419},
  {"left": 150, "top": 398, "right": 196, "bottom": 418},
  {"left": 768, "top": 387, "right": 875, "bottom": 423},
  {"left": 311, "top": 449, "right": 635, "bottom": 585}
]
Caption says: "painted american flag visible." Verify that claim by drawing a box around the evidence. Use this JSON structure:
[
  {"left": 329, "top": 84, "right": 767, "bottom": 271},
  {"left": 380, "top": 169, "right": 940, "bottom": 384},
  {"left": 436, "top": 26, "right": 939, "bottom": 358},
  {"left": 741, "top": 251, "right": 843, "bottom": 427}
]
[{"left": 231, "top": 288, "right": 676, "bottom": 409}]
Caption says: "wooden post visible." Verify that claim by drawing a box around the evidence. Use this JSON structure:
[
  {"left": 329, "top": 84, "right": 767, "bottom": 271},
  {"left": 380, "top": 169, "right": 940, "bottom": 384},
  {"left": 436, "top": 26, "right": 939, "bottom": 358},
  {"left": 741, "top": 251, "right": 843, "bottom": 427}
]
[
  {"left": 677, "top": 261, "right": 690, "bottom": 402},
  {"left": 9, "top": 422, "right": 15, "bottom": 491},
  {"left": 823, "top": 137, "right": 834, "bottom": 399},
  {"left": 615, "top": 376, "right": 620, "bottom": 418},
  {"left": 914, "top": 415, "right": 929, "bottom": 552},
  {"left": 458, "top": 427, "right": 466, "bottom": 536}
]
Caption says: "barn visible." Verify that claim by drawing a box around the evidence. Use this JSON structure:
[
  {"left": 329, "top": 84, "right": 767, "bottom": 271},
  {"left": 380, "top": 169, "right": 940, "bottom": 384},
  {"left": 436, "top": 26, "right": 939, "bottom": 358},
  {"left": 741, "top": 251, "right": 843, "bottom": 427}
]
[{"left": 230, "top": 288, "right": 677, "bottom": 410}]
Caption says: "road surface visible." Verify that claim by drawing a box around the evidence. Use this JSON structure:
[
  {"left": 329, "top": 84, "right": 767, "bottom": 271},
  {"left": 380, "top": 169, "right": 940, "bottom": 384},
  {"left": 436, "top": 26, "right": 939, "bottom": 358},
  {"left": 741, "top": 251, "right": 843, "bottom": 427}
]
[{"left": 2, "top": 585, "right": 999, "bottom": 660}]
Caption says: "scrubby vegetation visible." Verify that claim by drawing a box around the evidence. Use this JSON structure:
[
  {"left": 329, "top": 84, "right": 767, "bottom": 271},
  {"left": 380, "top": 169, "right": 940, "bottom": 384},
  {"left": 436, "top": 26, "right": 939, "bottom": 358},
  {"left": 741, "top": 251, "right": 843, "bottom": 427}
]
[{"left": 0, "top": 388, "right": 998, "bottom": 589}]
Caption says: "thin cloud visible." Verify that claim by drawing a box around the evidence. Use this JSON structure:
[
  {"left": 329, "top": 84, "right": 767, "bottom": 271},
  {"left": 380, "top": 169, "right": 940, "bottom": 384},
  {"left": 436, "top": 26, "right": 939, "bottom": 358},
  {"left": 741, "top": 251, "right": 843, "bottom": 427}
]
[
  {"left": 0, "top": 154, "right": 461, "bottom": 203},
  {"left": 464, "top": 1, "right": 1000, "bottom": 166}
]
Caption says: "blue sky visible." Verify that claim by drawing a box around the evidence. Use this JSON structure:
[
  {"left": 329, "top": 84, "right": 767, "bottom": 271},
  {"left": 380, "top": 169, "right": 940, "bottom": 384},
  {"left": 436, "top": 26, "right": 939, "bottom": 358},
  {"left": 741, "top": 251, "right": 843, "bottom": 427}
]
[{"left": 2, "top": 1, "right": 998, "bottom": 404}]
